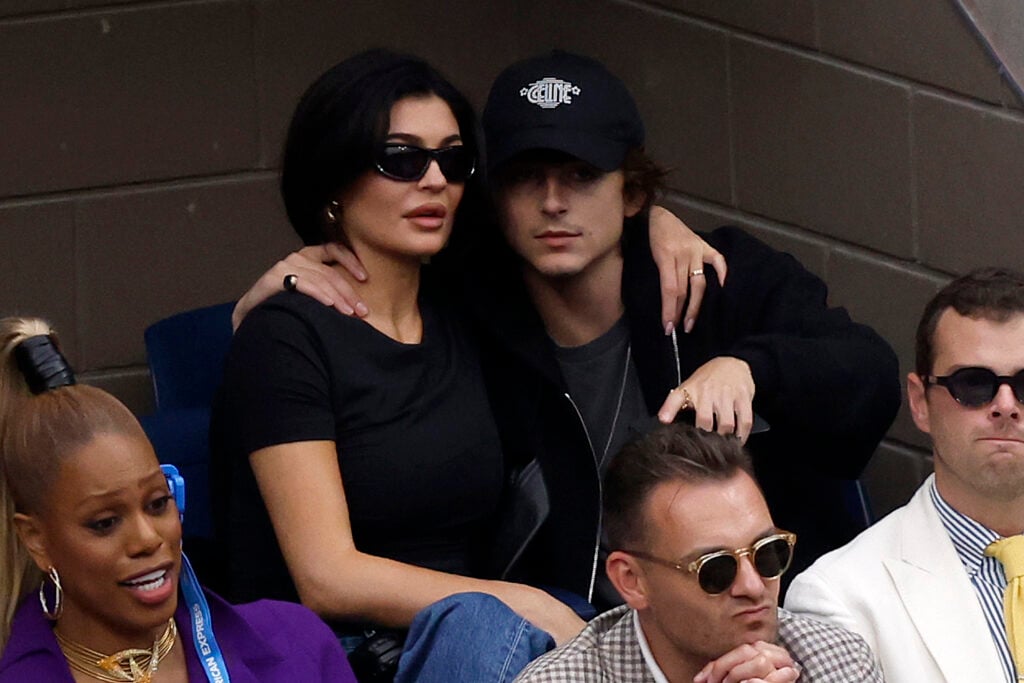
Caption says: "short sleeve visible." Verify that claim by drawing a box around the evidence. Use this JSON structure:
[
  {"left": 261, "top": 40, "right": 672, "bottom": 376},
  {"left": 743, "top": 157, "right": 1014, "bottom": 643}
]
[{"left": 217, "top": 297, "right": 337, "bottom": 458}]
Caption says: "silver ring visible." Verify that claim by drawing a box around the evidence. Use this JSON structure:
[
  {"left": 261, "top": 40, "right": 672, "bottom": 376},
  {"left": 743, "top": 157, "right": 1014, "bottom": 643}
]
[
  {"left": 689, "top": 268, "right": 704, "bottom": 278},
  {"left": 283, "top": 274, "right": 298, "bottom": 292}
]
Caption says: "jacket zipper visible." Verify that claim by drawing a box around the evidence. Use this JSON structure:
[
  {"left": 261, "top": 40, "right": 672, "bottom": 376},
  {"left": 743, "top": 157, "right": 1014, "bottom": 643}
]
[
  {"left": 563, "top": 392, "right": 602, "bottom": 603},
  {"left": 670, "top": 328, "right": 682, "bottom": 385},
  {"left": 560, "top": 331, "right": 682, "bottom": 603}
]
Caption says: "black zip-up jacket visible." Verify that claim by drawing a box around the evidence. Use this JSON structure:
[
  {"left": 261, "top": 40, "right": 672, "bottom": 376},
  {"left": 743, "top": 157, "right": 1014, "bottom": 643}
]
[{"left": 447, "top": 222, "right": 901, "bottom": 600}]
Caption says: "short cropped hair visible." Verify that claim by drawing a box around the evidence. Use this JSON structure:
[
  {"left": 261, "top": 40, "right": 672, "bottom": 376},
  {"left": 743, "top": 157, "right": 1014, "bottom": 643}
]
[
  {"left": 915, "top": 267, "right": 1024, "bottom": 376},
  {"left": 603, "top": 424, "right": 753, "bottom": 552},
  {"left": 280, "top": 49, "right": 482, "bottom": 246}
]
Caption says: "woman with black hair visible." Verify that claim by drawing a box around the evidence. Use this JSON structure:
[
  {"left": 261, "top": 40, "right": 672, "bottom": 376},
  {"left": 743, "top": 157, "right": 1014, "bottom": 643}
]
[{"left": 211, "top": 50, "right": 582, "bottom": 681}]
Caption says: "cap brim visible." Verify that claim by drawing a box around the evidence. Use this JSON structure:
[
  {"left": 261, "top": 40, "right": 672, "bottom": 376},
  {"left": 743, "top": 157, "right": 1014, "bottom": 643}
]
[{"left": 488, "top": 127, "right": 629, "bottom": 173}]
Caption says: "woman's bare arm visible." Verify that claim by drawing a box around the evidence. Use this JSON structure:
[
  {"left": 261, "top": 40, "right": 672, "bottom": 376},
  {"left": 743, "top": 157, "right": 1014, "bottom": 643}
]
[{"left": 250, "top": 440, "right": 585, "bottom": 644}]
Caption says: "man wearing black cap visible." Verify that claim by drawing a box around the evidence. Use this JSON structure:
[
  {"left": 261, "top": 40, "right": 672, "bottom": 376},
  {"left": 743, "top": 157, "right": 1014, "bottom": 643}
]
[
  {"left": 462, "top": 50, "right": 899, "bottom": 606},
  {"left": 232, "top": 50, "right": 901, "bottom": 608}
]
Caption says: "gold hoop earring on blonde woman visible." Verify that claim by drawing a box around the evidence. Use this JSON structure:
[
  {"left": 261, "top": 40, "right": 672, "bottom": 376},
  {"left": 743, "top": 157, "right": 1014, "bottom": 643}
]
[{"left": 39, "top": 565, "right": 63, "bottom": 621}]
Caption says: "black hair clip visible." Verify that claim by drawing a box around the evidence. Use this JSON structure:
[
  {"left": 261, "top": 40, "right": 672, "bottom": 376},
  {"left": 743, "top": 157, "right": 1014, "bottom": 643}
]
[{"left": 14, "top": 335, "right": 76, "bottom": 395}]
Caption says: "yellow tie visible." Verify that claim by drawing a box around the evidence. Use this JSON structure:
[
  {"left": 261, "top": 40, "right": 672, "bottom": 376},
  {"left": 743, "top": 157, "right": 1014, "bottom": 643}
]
[{"left": 986, "top": 535, "right": 1024, "bottom": 681}]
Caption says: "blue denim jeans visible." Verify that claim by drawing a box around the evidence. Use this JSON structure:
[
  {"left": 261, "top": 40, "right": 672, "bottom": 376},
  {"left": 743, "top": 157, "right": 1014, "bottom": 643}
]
[{"left": 395, "top": 592, "right": 556, "bottom": 683}]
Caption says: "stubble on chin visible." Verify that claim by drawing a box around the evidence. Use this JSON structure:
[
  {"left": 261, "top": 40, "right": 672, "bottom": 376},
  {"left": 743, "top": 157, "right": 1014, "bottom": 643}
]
[{"left": 936, "top": 442, "right": 1024, "bottom": 503}]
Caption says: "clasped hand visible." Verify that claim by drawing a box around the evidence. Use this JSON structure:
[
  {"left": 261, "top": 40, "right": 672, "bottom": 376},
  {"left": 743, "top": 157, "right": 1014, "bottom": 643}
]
[
  {"left": 231, "top": 206, "right": 726, "bottom": 334},
  {"left": 694, "top": 641, "right": 800, "bottom": 683}
]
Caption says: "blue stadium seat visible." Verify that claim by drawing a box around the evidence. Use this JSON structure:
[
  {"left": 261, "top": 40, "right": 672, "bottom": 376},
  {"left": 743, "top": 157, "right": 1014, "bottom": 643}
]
[
  {"left": 139, "top": 302, "right": 234, "bottom": 579},
  {"left": 139, "top": 409, "right": 214, "bottom": 538},
  {"left": 145, "top": 302, "right": 235, "bottom": 412}
]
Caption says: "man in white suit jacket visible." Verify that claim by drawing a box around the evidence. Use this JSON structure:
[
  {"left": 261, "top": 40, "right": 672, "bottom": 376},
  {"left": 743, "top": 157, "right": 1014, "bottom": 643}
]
[{"left": 786, "top": 267, "right": 1024, "bottom": 683}]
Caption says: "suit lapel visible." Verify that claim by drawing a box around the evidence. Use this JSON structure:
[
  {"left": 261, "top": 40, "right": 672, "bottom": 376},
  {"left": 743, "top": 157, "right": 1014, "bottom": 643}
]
[{"left": 886, "top": 483, "right": 1006, "bottom": 682}]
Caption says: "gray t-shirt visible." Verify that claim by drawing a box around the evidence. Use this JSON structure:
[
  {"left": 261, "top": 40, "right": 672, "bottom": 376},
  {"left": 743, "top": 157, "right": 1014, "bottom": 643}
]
[{"left": 555, "top": 317, "right": 648, "bottom": 471}]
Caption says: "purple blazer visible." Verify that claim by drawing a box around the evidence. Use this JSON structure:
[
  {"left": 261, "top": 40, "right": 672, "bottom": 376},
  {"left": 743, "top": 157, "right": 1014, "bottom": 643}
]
[{"left": 0, "top": 589, "right": 356, "bottom": 682}]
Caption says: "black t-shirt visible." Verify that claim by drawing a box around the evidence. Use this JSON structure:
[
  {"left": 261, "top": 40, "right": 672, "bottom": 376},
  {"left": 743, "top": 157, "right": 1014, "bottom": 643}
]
[{"left": 211, "top": 284, "right": 504, "bottom": 605}]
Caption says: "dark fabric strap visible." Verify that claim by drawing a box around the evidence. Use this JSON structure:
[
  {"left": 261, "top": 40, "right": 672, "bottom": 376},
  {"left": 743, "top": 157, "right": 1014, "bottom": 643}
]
[{"left": 14, "top": 335, "right": 76, "bottom": 394}]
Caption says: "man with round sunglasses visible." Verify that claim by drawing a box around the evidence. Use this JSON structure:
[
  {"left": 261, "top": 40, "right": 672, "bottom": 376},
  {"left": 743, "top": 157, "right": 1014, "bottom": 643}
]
[
  {"left": 515, "top": 424, "right": 882, "bottom": 683},
  {"left": 786, "top": 267, "right": 1024, "bottom": 683}
]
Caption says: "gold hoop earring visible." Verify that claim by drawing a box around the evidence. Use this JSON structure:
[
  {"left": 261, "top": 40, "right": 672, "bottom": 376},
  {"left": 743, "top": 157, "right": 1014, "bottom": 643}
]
[
  {"left": 325, "top": 200, "right": 339, "bottom": 223},
  {"left": 39, "top": 566, "right": 63, "bottom": 621}
]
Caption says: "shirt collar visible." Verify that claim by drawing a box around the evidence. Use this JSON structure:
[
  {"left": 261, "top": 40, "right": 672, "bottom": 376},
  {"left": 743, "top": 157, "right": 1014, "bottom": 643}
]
[
  {"left": 930, "top": 479, "right": 1002, "bottom": 576},
  {"left": 633, "top": 609, "right": 671, "bottom": 683}
]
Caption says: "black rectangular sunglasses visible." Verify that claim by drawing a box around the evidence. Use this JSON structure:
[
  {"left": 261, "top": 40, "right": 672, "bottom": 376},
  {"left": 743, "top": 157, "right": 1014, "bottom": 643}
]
[
  {"left": 924, "top": 367, "right": 1024, "bottom": 407},
  {"left": 375, "top": 144, "right": 476, "bottom": 182}
]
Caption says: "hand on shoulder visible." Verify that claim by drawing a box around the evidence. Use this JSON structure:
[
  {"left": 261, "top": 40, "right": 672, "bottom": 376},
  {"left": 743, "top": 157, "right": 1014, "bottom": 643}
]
[{"left": 233, "top": 243, "right": 369, "bottom": 330}]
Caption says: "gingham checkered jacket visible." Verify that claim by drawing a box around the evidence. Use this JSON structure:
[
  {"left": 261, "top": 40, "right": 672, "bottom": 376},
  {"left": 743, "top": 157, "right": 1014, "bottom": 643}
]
[{"left": 513, "top": 605, "right": 883, "bottom": 682}]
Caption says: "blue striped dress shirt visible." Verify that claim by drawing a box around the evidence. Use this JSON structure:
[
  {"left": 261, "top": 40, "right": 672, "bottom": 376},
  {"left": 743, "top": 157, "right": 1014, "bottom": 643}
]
[{"left": 931, "top": 480, "right": 1017, "bottom": 683}]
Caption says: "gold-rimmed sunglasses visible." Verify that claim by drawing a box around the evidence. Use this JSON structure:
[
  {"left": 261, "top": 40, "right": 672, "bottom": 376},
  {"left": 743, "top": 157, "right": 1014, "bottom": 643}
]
[{"left": 619, "top": 531, "right": 797, "bottom": 595}]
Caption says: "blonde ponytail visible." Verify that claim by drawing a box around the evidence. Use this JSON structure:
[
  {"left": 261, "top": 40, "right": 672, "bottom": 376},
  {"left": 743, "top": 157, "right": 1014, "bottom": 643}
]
[
  {"left": 0, "top": 317, "right": 54, "bottom": 650},
  {"left": 0, "top": 317, "right": 147, "bottom": 652}
]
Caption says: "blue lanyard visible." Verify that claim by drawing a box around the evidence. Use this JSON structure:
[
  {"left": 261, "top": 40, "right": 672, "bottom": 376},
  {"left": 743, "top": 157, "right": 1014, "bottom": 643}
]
[
  {"left": 181, "top": 552, "right": 231, "bottom": 683},
  {"left": 161, "top": 464, "right": 230, "bottom": 682}
]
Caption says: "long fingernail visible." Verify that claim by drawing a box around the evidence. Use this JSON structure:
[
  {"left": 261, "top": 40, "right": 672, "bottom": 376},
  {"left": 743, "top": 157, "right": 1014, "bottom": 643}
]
[
  {"left": 664, "top": 321, "right": 674, "bottom": 336},
  {"left": 684, "top": 317, "right": 694, "bottom": 334},
  {"left": 355, "top": 302, "right": 369, "bottom": 316}
]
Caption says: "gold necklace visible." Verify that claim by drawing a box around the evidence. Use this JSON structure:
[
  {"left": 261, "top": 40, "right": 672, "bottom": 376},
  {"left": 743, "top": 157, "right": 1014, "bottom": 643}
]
[{"left": 56, "top": 619, "right": 177, "bottom": 683}]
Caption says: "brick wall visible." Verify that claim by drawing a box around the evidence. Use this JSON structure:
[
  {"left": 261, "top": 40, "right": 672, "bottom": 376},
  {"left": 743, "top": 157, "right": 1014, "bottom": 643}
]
[
  {"left": 547, "top": 0, "right": 1023, "bottom": 515},
  {"left": 3, "top": 0, "right": 1021, "bottom": 514}
]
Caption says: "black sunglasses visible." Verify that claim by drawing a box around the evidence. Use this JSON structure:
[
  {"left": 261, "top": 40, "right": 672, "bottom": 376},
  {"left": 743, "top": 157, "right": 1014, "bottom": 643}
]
[
  {"left": 621, "top": 531, "right": 796, "bottom": 595},
  {"left": 924, "top": 367, "right": 1024, "bottom": 408},
  {"left": 375, "top": 144, "right": 475, "bottom": 182}
]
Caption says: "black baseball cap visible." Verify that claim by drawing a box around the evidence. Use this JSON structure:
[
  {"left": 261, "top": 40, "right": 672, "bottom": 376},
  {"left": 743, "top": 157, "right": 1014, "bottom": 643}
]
[{"left": 483, "top": 50, "right": 645, "bottom": 172}]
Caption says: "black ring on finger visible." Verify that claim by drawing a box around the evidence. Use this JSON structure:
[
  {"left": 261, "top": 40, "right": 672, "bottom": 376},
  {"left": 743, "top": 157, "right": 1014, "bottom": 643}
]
[{"left": 283, "top": 274, "right": 298, "bottom": 292}]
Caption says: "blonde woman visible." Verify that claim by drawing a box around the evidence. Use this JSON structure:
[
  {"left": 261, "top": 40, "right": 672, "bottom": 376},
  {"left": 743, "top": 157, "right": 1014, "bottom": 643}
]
[{"left": 0, "top": 317, "right": 353, "bottom": 682}]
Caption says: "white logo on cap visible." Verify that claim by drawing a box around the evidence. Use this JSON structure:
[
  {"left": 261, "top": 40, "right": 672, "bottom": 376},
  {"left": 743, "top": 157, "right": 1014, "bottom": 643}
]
[{"left": 520, "top": 77, "right": 581, "bottom": 109}]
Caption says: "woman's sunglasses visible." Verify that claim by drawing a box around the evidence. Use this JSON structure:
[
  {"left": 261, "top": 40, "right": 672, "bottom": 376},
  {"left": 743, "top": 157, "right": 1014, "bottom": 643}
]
[
  {"left": 924, "top": 367, "right": 1024, "bottom": 408},
  {"left": 375, "top": 144, "right": 476, "bottom": 183},
  {"left": 622, "top": 531, "right": 796, "bottom": 595}
]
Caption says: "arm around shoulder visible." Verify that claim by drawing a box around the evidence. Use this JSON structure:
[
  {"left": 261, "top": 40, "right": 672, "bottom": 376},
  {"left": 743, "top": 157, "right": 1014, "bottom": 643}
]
[
  {"left": 251, "top": 441, "right": 584, "bottom": 640},
  {"left": 707, "top": 227, "right": 901, "bottom": 472}
]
